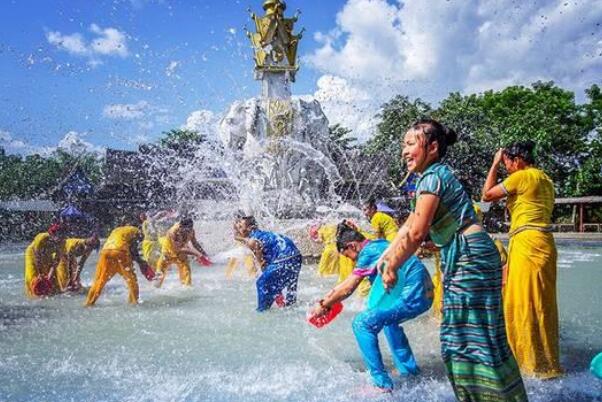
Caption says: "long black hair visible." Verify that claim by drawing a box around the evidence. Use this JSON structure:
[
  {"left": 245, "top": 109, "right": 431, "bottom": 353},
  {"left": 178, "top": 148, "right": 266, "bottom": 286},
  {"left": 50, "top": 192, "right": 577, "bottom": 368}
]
[
  {"left": 409, "top": 118, "right": 458, "bottom": 159},
  {"left": 335, "top": 221, "right": 366, "bottom": 253},
  {"left": 503, "top": 140, "right": 536, "bottom": 164}
]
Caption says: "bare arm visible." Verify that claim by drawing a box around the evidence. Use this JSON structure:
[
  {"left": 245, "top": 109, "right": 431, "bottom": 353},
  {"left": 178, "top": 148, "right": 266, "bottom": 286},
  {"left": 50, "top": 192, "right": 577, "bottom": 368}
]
[
  {"left": 72, "top": 249, "right": 92, "bottom": 284},
  {"left": 309, "top": 274, "right": 364, "bottom": 318},
  {"left": 46, "top": 247, "right": 64, "bottom": 281},
  {"left": 482, "top": 149, "right": 507, "bottom": 202},
  {"left": 129, "top": 238, "right": 146, "bottom": 266},
  {"left": 190, "top": 233, "right": 207, "bottom": 256},
  {"left": 237, "top": 237, "right": 266, "bottom": 268},
  {"left": 381, "top": 194, "right": 439, "bottom": 289}
]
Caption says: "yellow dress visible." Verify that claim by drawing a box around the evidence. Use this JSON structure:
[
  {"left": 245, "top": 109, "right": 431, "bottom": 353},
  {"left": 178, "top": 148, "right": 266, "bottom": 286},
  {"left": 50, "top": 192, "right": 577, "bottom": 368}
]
[
  {"left": 431, "top": 250, "right": 443, "bottom": 321},
  {"left": 155, "top": 223, "right": 193, "bottom": 287},
  {"left": 502, "top": 167, "right": 562, "bottom": 378},
  {"left": 24, "top": 233, "right": 65, "bottom": 298},
  {"left": 141, "top": 220, "right": 161, "bottom": 269},
  {"left": 316, "top": 225, "right": 339, "bottom": 277},
  {"left": 56, "top": 238, "right": 87, "bottom": 291},
  {"left": 369, "top": 212, "right": 399, "bottom": 242},
  {"left": 85, "top": 226, "right": 141, "bottom": 306},
  {"left": 315, "top": 224, "right": 370, "bottom": 297}
]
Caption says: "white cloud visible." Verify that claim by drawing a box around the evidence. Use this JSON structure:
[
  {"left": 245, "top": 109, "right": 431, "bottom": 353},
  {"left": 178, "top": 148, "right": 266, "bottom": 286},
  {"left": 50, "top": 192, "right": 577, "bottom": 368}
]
[
  {"left": 103, "top": 101, "right": 149, "bottom": 120},
  {"left": 1, "top": 130, "right": 104, "bottom": 157},
  {"left": 0, "top": 130, "right": 27, "bottom": 150},
  {"left": 306, "top": 0, "right": 602, "bottom": 110},
  {"left": 88, "top": 24, "right": 128, "bottom": 57},
  {"left": 312, "top": 75, "right": 378, "bottom": 142},
  {"left": 46, "top": 31, "right": 88, "bottom": 55},
  {"left": 128, "top": 0, "right": 165, "bottom": 8},
  {"left": 46, "top": 24, "right": 129, "bottom": 65},
  {"left": 55, "top": 131, "right": 104, "bottom": 156},
  {"left": 182, "top": 110, "right": 219, "bottom": 139}
]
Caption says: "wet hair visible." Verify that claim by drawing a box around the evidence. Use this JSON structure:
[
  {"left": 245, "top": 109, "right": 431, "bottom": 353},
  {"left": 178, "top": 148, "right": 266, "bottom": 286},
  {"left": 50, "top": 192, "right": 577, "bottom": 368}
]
[
  {"left": 236, "top": 214, "right": 258, "bottom": 230},
  {"left": 363, "top": 197, "right": 377, "bottom": 209},
  {"left": 180, "top": 218, "right": 194, "bottom": 228},
  {"left": 503, "top": 140, "right": 536, "bottom": 164},
  {"left": 336, "top": 221, "right": 366, "bottom": 253},
  {"left": 120, "top": 214, "right": 140, "bottom": 227},
  {"left": 409, "top": 118, "right": 458, "bottom": 159}
]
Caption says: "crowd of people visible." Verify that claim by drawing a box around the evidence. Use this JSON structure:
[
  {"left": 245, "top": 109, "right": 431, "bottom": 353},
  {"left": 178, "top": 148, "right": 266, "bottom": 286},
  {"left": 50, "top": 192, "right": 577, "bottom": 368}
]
[{"left": 24, "top": 118, "right": 567, "bottom": 401}]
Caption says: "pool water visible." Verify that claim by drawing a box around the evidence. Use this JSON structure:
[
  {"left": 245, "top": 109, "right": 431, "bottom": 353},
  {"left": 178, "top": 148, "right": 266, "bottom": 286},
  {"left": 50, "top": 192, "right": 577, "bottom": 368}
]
[{"left": 1, "top": 242, "right": 601, "bottom": 401}]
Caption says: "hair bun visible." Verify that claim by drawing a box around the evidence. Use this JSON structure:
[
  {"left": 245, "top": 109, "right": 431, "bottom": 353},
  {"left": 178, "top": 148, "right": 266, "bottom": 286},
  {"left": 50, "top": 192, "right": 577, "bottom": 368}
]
[
  {"left": 444, "top": 126, "right": 458, "bottom": 146},
  {"left": 522, "top": 140, "right": 535, "bottom": 152}
]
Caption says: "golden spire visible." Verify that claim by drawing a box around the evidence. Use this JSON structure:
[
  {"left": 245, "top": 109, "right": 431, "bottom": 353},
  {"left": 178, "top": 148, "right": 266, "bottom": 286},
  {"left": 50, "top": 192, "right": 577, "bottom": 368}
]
[{"left": 246, "top": 0, "right": 304, "bottom": 81}]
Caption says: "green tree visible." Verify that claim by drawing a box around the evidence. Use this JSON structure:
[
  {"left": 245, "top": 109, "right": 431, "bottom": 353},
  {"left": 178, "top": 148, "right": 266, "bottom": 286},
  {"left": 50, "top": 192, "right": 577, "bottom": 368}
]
[
  {"left": 328, "top": 124, "right": 357, "bottom": 151},
  {"left": 479, "top": 81, "right": 590, "bottom": 195},
  {"left": 159, "top": 129, "right": 207, "bottom": 157},
  {"left": 0, "top": 148, "right": 102, "bottom": 200},
  {"left": 434, "top": 92, "right": 496, "bottom": 199},
  {"left": 365, "top": 95, "right": 432, "bottom": 182},
  {"left": 567, "top": 84, "right": 602, "bottom": 196}
]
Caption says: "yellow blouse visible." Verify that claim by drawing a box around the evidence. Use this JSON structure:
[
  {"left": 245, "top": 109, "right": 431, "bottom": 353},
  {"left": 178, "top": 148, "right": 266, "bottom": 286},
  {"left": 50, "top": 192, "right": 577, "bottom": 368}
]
[
  {"left": 64, "top": 238, "right": 87, "bottom": 258},
  {"left": 28, "top": 233, "right": 64, "bottom": 267},
  {"left": 318, "top": 224, "right": 337, "bottom": 245},
  {"left": 502, "top": 167, "right": 555, "bottom": 232},
  {"left": 370, "top": 212, "right": 399, "bottom": 242},
  {"left": 102, "top": 226, "right": 141, "bottom": 252}
]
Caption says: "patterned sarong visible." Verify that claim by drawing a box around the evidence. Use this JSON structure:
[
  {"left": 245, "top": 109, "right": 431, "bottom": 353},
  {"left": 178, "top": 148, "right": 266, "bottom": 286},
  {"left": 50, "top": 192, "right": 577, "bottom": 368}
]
[{"left": 440, "top": 231, "right": 527, "bottom": 402}]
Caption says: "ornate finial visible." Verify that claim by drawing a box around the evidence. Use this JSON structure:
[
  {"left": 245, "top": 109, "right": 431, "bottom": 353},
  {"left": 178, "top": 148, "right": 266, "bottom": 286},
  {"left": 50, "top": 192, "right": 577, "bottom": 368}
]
[{"left": 247, "top": 0, "right": 301, "bottom": 81}]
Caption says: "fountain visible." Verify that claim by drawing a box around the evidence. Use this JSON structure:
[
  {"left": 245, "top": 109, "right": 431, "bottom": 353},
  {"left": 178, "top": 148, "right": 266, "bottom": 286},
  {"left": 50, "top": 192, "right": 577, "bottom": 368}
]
[{"left": 154, "top": 0, "right": 344, "bottom": 220}]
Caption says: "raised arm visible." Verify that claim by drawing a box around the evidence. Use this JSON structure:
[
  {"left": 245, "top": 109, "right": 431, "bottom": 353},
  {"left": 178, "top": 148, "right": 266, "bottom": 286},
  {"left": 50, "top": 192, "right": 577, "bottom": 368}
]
[{"left": 482, "top": 149, "right": 507, "bottom": 202}]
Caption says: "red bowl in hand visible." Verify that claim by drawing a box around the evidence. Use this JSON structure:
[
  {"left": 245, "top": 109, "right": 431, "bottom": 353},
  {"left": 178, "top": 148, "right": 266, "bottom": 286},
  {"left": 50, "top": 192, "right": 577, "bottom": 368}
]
[
  {"left": 196, "top": 255, "right": 212, "bottom": 267},
  {"left": 308, "top": 302, "right": 344, "bottom": 328},
  {"left": 31, "top": 277, "right": 53, "bottom": 297}
]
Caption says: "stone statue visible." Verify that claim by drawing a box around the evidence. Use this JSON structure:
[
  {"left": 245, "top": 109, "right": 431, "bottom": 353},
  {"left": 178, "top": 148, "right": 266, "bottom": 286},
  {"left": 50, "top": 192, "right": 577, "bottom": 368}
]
[{"left": 246, "top": 0, "right": 304, "bottom": 82}]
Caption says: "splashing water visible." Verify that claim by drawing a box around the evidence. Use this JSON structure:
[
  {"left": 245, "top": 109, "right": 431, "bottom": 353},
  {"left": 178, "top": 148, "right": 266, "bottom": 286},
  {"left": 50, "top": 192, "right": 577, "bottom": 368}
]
[{"left": 1, "top": 242, "right": 601, "bottom": 401}]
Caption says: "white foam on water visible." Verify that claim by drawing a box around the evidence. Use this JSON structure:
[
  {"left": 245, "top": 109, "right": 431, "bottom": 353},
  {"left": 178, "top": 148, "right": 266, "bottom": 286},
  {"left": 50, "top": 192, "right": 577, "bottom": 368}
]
[{"left": 1, "top": 244, "right": 601, "bottom": 401}]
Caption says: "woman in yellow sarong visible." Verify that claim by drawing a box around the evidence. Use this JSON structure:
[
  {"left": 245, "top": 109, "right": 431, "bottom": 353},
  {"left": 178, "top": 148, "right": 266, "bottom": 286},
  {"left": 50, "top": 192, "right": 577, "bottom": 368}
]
[
  {"left": 361, "top": 199, "right": 399, "bottom": 241},
  {"left": 140, "top": 212, "right": 162, "bottom": 270},
  {"left": 85, "top": 223, "right": 154, "bottom": 306},
  {"left": 155, "top": 218, "right": 209, "bottom": 288},
  {"left": 482, "top": 141, "right": 562, "bottom": 379},
  {"left": 56, "top": 235, "right": 100, "bottom": 292},
  {"left": 24, "top": 224, "right": 66, "bottom": 298},
  {"left": 309, "top": 222, "right": 370, "bottom": 297}
]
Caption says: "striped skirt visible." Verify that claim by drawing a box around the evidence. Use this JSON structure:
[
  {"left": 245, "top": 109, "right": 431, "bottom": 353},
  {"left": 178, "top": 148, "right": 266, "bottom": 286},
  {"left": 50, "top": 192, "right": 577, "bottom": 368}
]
[{"left": 440, "top": 231, "right": 527, "bottom": 401}]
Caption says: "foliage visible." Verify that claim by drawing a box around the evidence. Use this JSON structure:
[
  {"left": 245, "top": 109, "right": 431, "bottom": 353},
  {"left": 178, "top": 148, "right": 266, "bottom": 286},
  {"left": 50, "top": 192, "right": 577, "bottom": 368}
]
[
  {"left": 328, "top": 124, "right": 357, "bottom": 151},
  {"left": 365, "top": 82, "right": 599, "bottom": 199},
  {"left": 0, "top": 148, "right": 102, "bottom": 200},
  {"left": 365, "top": 95, "right": 432, "bottom": 183},
  {"left": 159, "top": 129, "right": 207, "bottom": 157},
  {"left": 568, "top": 84, "right": 602, "bottom": 196}
]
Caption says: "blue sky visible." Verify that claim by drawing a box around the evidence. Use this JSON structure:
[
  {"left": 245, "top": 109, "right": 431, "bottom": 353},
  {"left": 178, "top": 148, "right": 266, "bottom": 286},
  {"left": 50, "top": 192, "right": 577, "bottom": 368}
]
[{"left": 1, "top": 0, "right": 601, "bottom": 153}]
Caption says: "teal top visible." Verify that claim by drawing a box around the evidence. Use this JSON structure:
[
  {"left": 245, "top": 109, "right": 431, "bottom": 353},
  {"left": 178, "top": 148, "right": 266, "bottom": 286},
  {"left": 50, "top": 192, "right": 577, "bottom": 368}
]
[{"left": 414, "top": 162, "right": 478, "bottom": 247}]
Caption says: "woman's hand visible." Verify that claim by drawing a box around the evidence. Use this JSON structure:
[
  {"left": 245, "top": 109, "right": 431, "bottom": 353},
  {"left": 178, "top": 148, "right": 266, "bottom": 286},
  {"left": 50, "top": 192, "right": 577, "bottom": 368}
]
[
  {"left": 382, "top": 267, "right": 398, "bottom": 290},
  {"left": 309, "top": 301, "right": 329, "bottom": 319},
  {"left": 493, "top": 148, "right": 504, "bottom": 167}
]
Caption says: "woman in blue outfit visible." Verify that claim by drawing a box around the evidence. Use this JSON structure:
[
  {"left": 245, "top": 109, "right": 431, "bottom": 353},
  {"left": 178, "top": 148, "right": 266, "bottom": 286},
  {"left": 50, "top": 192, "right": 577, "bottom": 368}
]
[
  {"left": 234, "top": 215, "right": 302, "bottom": 311},
  {"left": 309, "top": 223, "right": 433, "bottom": 391}
]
